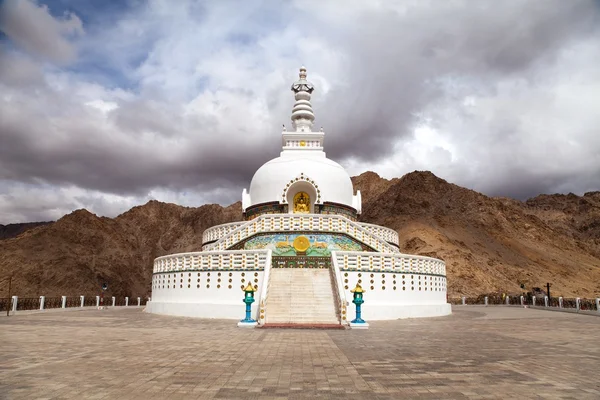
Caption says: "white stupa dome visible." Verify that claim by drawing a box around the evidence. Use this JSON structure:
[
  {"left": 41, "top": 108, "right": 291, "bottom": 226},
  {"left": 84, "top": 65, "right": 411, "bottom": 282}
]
[
  {"left": 248, "top": 153, "right": 355, "bottom": 208},
  {"left": 241, "top": 67, "right": 361, "bottom": 216}
]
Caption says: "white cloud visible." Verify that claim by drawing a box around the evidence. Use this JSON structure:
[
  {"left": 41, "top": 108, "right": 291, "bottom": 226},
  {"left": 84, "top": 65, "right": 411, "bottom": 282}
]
[{"left": 0, "top": 0, "right": 599, "bottom": 223}]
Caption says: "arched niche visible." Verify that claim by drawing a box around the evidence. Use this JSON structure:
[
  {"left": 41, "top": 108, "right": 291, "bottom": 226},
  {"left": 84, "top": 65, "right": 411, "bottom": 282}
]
[{"left": 284, "top": 181, "right": 318, "bottom": 214}]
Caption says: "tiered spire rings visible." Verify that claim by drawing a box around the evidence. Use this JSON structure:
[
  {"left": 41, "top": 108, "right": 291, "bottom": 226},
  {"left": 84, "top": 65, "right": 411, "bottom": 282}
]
[{"left": 290, "top": 66, "right": 315, "bottom": 132}]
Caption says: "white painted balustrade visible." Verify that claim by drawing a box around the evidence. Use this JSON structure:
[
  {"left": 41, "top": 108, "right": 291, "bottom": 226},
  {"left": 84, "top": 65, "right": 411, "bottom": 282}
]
[
  {"left": 332, "top": 251, "right": 446, "bottom": 276},
  {"left": 202, "top": 221, "right": 246, "bottom": 244},
  {"left": 202, "top": 218, "right": 401, "bottom": 248},
  {"left": 154, "top": 250, "right": 271, "bottom": 273},
  {"left": 356, "top": 222, "right": 399, "bottom": 246},
  {"left": 202, "top": 214, "right": 399, "bottom": 254}
]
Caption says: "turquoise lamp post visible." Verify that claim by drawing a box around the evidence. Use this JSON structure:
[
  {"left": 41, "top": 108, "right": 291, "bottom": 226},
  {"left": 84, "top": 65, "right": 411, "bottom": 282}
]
[
  {"left": 350, "top": 283, "right": 369, "bottom": 329},
  {"left": 238, "top": 282, "right": 258, "bottom": 327}
]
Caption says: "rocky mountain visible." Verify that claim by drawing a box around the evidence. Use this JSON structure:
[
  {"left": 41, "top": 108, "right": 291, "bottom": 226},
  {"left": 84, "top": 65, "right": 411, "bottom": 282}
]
[
  {"left": 0, "top": 222, "right": 53, "bottom": 240},
  {"left": 353, "top": 171, "right": 600, "bottom": 297},
  {"left": 1, "top": 171, "right": 598, "bottom": 299}
]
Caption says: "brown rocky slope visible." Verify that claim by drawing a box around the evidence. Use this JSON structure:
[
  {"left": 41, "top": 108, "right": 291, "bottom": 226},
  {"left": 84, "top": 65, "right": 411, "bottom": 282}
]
[{"left": 1, "top": 171, "right": 598, "bottom": 299}]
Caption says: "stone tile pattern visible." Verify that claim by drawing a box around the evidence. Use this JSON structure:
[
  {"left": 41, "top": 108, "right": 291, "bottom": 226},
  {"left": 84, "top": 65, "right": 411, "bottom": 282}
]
[{"left": 1, "top": 306, "right": 599, "bottom": 399}]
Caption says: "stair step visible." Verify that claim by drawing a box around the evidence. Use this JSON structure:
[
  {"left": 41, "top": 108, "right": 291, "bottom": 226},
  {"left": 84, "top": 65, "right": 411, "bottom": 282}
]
[{"left": 265, "top": 268, "right": 339, "bottom": 325}]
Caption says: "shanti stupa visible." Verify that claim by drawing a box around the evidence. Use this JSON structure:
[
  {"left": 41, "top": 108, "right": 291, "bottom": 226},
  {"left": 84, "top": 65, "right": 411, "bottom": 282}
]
[{"left": 146, "top": 67, "right": 450, "bottom": 326}]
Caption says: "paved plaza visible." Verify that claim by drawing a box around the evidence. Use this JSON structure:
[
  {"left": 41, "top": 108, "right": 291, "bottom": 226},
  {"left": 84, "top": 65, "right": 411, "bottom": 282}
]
[{"left": 1, "top": 307, "right": 599, "bottom": 399}]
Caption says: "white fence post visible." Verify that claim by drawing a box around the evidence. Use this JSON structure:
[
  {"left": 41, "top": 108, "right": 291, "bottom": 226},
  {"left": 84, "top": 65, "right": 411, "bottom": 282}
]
[
  {"left": 80, "top": 296, "right": 85, "bottom": 308},
  {"left": 462, "top": 296, "right": 466, "bottom": 305},
  {"left": 61, "top": 296, "right": 67, "bottom": 308},
  {"left": 506, "top": 296, "right": 510, "bottom": 305},
  {"left": 532, "top": 297, "right": 536, "bottom": 306},
  {"left": 111, "top": 297, "right": 116, "bottom": 307},
  {"left": 95, "top": 296, "right": 100, "bottom": 307},
  {"left": 544, "top": 296, "right": 548, "bottom": 307},
  {"left": 484, "top": 296, "right": 488, "bottom": 306},
  {"left": 596, "top": 298, "right": 600, "bottom": 313},
  {"left": 137, "top": 297, "right": 141, "bottom": 306},
  {"left": 11, "top": 296, "right": 18, "bottom": 312},
  {"left": 39, "top": 296, "right": 45, "bottom": 310},
  {"left": 520, "top": 296, "right": 524, "bottom": 306},
  {"left": 576, "top": 297, "right": 581, "bottom": 311},
  {"left": 559, "top": 297, "right": 563, "bottom": 308},
  {"left": 125, "top": 297, "right": 129, "bottom": 307}
]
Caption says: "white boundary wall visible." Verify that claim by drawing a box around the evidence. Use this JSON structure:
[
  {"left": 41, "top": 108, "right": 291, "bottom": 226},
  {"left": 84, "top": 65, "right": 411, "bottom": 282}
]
[
  {"left": 146, "top": 250, "right": 271, "bottom": 320},
  {"left": 332, "top": 251, "right": 450, "bottom": 320},
  {"left": 147, "top": 249, "right": 450, "bottom": 321}
]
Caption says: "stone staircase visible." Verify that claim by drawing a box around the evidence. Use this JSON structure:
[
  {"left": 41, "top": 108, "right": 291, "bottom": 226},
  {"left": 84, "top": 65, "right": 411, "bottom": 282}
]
[{"left": 265, "top": 268, "right": 339, "bottom": 325}]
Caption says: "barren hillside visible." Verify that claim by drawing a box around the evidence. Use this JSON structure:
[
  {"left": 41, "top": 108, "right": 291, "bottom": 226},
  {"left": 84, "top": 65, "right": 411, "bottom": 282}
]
[{"left": 1, "top": 171, "right": 598, "bottom": 298}]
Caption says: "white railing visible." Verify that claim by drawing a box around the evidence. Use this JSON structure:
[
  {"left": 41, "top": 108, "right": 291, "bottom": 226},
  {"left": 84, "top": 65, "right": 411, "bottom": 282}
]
[
  {"left": 203, "top": 214, "right": 399, "bottom": 254},
  {"left": 332, "top": 251, "right": 446, "bottom": 276},
  {"left": 330, "top": 258, "right": 349, "bottom": 325},
  {"left": 258, "top": 251, "right": 273, "bottom": 325},
  {"left": 202, "top": 221, "right": 246, "bottom": 244},
  {"left": 153, "top": 250, "right": 271, "bottom": 273},
  {"left": 357, "top": 222, "right": 399, "bottom": 246}
]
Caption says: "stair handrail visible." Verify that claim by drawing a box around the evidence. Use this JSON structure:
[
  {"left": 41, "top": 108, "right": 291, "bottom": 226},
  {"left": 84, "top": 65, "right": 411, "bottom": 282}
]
[
  {"left": 330, "top": 251, "right": 349, "bottom": 325},
  {"left": 258, "top": 249, "right": 273, "bottom": 325}
]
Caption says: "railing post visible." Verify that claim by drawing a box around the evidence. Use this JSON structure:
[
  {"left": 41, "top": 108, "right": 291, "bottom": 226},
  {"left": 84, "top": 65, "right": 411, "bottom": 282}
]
[
  {"left": 596, "top": 298, "right": 600, "bottom": 313},
  {"left": 484, "top": 296, "right": 488, "bottom": 306},
  {"left": 11, "top": 296, "right": 18, "bottom": 312},
  {"left": 137, "top": 297, "right": 141, "bottom": 306},
  {"left": 544, "top": 296, "right": 548, "bottom": 307},
  {"left": 111, "top": 296, "right": 116, "bottom": 307},
  {"left": 520, "top": 296, "right": 524, "bottom": 306},
  {"left": 125, "top": 297, "right": 129, "bottom": 307},
  {"left": 532, "top": 297, "right": 536, "bottom": 306},
  {"left": 80, "top": 296, "right": 84, "bottom": 308},
  {"left": 462, "top": 296, "right": 466, "bottom": 305},
  {"left": 505, "top": 296, "right": 510, "bottom": 305},
  {"left": 96, "top": 296, "right": 100, "bottom": 307},
  {"left": 61, "top": 296, "right": 67, "bottom": 308},
  {"left": 576, "top": 297, "right": 581, "bottom": 312},
  {"left": 559, "top": 297, "right": 563, "bottom": 308},
  {"left": 40, "top": 296, "right": 45, "bottom": 310}
]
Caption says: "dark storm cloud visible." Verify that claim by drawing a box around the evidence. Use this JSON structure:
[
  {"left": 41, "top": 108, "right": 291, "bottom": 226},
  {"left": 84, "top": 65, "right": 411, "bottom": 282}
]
[
  {"left": 0, "top": 0, "right": 599, "bottom": 223},
  {"left": 314, "top": 1, "right": 599, "bottom": 161}
]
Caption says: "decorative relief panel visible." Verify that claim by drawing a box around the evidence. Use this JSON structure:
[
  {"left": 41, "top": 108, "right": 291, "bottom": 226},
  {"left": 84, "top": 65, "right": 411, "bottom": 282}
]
[
  {"left": 233, "top": 232, "right": 368, "bottom": 256},
  {"left": 203, "top": 214, "right": 399, "bottom": 254}
]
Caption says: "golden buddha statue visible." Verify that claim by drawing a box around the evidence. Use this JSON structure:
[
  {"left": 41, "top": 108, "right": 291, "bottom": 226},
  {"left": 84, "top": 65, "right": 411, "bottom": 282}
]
[{"left": 293, "top": 192, "right": 310, "bottom": 213}]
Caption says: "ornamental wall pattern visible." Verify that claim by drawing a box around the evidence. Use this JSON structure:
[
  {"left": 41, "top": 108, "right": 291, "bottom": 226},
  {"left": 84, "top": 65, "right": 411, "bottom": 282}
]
[
  {"left": 202, "top": 214, "right": 399, "bottom": 254},
  {"left": 153, "top": 250, "right": 271, "bottom": 274},
  {"left": 203, "top": 219, "right": 399, "bottom": 247},
  {"left": 332, "top": 251, "right": 446, "bottom": 276}
]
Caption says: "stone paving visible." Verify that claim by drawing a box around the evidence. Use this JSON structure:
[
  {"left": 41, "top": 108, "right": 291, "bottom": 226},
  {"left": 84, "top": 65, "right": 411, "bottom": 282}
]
[{"left": 1, "top": 306, "right": 599, "bottom": 399}]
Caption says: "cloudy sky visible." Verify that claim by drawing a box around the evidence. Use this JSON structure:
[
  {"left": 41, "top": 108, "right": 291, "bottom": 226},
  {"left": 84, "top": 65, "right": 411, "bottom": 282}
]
[{"left": 0, "top": 0, "right": 599, "bottom": 223}]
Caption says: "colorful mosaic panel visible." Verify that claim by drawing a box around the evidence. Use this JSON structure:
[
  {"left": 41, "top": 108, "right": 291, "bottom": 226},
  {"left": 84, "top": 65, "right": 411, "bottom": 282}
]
[
  {"left": 318, "top": 202, "right": 357, "bottom": 221},
  {"left": 244, "top": 202, "right": 287, "bottom": 220},
  {"left": 242, "top": 233, "right": 365, "bottom": 257}
]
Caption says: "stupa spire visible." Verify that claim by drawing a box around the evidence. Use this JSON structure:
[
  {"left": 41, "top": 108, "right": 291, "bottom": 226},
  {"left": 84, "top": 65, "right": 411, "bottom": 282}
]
[{"left": 290, "top": 66, "right": 315, "bottom": 132}]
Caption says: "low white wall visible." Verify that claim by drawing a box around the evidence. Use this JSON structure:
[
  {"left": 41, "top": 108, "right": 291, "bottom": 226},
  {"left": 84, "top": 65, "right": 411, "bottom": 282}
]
[
  {"left": 340, "top": 271, "right": 448, "bottom": 320},
  {"left": 147, "top": 270, "right": 265, "bottom": 320},
  {"left": 146, "top": 301, "right": 259, "bottom": 320}
]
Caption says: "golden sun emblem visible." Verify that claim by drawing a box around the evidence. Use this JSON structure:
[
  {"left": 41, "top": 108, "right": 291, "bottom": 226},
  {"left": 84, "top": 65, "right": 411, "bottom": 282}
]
[{"left": 293, "top": 236, "right": 310, "bottom": 252}]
